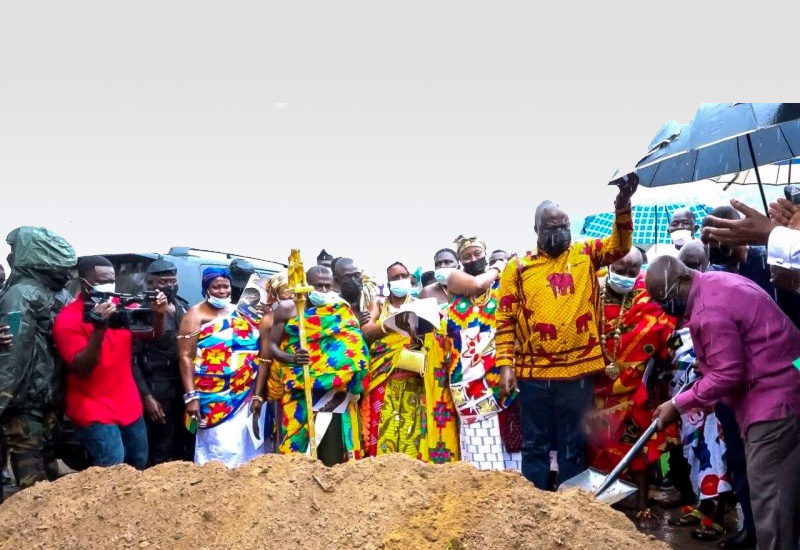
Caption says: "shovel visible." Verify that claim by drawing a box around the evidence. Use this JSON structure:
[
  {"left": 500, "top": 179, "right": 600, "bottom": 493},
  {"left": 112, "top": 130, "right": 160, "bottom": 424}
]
[{"left": 558, "top": 373, "right": 699, "bottom": 505}]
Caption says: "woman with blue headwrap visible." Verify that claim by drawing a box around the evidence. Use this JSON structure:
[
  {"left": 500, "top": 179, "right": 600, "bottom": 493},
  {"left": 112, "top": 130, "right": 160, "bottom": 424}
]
[{"left": 177, "top": 267, "right": 266, "bottom": 467}]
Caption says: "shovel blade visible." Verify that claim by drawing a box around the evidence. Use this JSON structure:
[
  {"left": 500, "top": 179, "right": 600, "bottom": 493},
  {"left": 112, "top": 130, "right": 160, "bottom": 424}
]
[{"left": 557, "top": 467, "right": 638, "bottom": 505}]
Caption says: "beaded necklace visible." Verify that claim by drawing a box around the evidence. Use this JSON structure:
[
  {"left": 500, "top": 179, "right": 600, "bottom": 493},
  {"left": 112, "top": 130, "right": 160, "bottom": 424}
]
[{"left": 599, "top": 285, "right": 633, "bottom": 380}]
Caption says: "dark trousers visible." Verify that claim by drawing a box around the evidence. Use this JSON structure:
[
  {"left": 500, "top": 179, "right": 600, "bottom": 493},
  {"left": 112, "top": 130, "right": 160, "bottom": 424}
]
[
  {"left": 145, "top": 396, "right": 195, "bottom": 466},
  {"left": 744, "top": 415, "right": 800, "bottom": 550},
  {"left": 715, "top": 402, "right": 756, "bottom": 532},
  {"left": 76, "top": 416, "right": 149, "bottom": 470},
  {"left": 518, "top": 377, "right": 595, "bottom": 490}
]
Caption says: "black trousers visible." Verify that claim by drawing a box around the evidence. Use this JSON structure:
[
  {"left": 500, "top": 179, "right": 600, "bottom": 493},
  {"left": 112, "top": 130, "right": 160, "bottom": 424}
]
[{"left": 145, "top": 395, "right": 195, "bottom": 466}]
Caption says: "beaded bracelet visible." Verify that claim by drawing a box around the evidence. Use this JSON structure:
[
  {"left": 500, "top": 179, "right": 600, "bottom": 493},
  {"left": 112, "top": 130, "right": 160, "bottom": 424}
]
[
  {"left": 183, "top": 390, "right": 199, "bottom": 404},
  {"left": 252, "top": 395, "right": 264, "bottom": 404}
]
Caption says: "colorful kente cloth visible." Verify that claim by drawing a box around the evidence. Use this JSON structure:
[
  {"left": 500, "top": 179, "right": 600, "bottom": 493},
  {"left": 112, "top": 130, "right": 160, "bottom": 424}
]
[
  {"left": 671, "top": 327, "right": 732, "bottom": 500},
  {"left": 362, "top": 299, "right": 424, "bottom": 458},
  {"left": 375, "top": 375, "right": 424, "bottom": 458},
  {"left": 276, "top": 301, "right": 369, "bottom": 458},
  {"left": 585, "top": 278, "right": 679, "bottom": 474},
  {"left": 445, "top": 280, "right": 515, "bottom": 424},
  {"left": 496, "top": 205, "right": 633, "bottom": 380},
  {"left": 419, "top": 325, "right": 460, "bottom": 464},
  {"left": 194, "top": 311, "right": 259, "bottom": 429}
]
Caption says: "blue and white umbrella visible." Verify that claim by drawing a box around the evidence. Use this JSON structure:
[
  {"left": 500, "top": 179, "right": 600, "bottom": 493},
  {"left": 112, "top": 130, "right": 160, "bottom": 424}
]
[{"left": 580, "top": 201, "right": 712, "bottom": 245}]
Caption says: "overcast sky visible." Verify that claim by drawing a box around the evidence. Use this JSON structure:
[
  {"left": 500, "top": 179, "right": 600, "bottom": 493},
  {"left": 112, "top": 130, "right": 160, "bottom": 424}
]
[{"left": 0, "top": 2, "right": 793, "bottom": 281}]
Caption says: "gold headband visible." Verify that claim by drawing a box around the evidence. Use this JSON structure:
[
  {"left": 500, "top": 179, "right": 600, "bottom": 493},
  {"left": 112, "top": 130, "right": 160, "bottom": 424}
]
[{"left": 453, "top": 235, "right": 487, "bottom": 257}]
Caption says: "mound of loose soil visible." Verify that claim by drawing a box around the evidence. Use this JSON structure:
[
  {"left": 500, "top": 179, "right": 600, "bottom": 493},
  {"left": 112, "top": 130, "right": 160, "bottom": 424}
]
[{"left": 0, "top": 454, "right": 667, "bottom": 550}]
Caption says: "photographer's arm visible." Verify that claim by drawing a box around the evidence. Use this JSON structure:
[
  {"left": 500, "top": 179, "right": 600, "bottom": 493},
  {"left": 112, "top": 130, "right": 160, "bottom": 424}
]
[{"left": 70, "top": 326, "right": 108, "bottom": 378}]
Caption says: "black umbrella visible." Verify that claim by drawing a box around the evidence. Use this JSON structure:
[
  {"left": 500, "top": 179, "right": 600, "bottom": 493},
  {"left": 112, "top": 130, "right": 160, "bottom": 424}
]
[{"left": 623, "top": 103, "right": 800, "bottom": 213}]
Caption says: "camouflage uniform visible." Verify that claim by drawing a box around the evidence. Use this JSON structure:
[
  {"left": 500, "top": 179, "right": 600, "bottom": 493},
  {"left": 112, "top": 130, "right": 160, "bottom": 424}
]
[{"left": 0, "top": 227, "right": 75, "bottom": 496}]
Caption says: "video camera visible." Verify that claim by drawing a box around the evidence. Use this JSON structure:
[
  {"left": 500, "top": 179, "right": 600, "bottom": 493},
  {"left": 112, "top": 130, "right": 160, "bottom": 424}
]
[{"left": 82, "top": 290, "right": 159, "bottom": 332}]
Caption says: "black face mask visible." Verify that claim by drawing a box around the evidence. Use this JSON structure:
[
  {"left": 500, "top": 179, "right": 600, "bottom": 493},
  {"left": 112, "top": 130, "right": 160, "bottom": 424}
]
[
  {"left": 708, "top": 245, "right": 732, "bottom": 266},
  {"left": 39, "top": 268, "right": 73, "bottom": 291},
  {"left": 539, "top": 229, "right": 571, "bottom": 257},
  {"left": 340, "top": 279, "right": 363, "bottom": 302},
  {"left": 660, "top": 297, "right": 688, "bottom": 318},
  {"left": 463, "top": 257, "right": 487, "bottom": 276},
  {"left": 161, "top": 285, "right": 179, "bottom": 303}
]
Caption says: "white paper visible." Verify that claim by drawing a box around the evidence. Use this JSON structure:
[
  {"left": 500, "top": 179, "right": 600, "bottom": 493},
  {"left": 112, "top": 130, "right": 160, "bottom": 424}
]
[{"left": 381, "top": 297, "right": 441, "bottom": 338}]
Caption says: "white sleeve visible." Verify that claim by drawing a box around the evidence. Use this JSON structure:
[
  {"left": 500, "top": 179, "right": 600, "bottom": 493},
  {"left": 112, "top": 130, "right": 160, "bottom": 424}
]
[{"left": 767, "top": 226, "right": 800, "bottom": 270}]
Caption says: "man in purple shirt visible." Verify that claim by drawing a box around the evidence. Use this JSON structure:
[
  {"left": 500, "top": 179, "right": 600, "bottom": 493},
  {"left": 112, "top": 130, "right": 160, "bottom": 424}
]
[{"left": 648, "top": 255, "right": 800, "bottom": 550}]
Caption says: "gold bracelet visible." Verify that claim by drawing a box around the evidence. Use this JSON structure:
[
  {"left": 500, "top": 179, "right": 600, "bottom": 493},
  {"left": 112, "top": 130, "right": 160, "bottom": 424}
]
[
  {"left": 252, "top": 395, "right": 264, "bottom": 404},
  {"left": 255, "top": 357, "right": 272, "bottom": 365}
]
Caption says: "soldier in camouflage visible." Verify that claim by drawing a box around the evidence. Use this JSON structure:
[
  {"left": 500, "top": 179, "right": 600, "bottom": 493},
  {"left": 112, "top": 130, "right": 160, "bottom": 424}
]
[{"left": 0, "top": 226, "right": 76, "bottom": 499}]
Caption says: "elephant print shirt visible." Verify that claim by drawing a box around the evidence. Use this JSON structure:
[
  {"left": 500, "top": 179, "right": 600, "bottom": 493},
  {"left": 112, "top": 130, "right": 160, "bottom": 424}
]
[{"left": 495, "top": 204, "right": 633, "bottom": 380}]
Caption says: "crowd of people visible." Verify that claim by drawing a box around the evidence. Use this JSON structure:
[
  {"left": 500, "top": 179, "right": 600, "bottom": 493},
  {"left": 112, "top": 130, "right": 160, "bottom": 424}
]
[{"left": 1, "top": 174, "right": 800, "bottom": 550}]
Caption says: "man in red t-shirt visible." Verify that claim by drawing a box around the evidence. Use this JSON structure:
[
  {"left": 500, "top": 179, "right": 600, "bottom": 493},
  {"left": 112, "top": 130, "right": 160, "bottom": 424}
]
[{"left": 53, "top": 256, "right": 168, "bottom": 469}]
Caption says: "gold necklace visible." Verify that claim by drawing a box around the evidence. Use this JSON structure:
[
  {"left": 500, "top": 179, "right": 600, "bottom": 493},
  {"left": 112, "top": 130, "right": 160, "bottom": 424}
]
[{"left": 599, "top": 286, "right": 632, "bottom": 380}]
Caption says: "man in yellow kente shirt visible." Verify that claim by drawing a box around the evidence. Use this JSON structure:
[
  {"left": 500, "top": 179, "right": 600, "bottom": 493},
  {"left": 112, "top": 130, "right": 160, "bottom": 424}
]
[{"left": 496, "top": 174, "right": 639, "bottom": 490}]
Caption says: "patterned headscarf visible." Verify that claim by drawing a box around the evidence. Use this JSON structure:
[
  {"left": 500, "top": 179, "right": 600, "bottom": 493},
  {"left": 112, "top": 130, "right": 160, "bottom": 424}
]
[
  {"left": 201, "top": 267, "right": 231, "bottom": 296},
  {"left": 453, "top": 235, "right": 487, "bottom": 258}
]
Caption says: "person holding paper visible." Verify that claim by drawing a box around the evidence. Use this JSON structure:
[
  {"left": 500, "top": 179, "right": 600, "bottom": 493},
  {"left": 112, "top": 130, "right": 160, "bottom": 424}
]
[
  {"left": 269, "top": 265, "right": 368, "bottom": 466},
  {"left": 359, "top": 261, "right": 450, "bottom": 461}
]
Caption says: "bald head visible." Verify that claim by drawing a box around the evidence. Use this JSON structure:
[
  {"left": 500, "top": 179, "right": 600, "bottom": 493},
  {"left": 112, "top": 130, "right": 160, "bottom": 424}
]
[
  {"left": 704, "top": 205, "right": 740, "bottom": 224},
  {"left": 678, "top": 241, "right": 709, "bottom": 272},
  {"left": 646, "top": 256, "right": 695, "bottom": 317},
  {"left": 535, "top": 200, "right": 563, "bottom": 232},
  {"left": 609, "top": 247, "right": 643, "bottom": 278},
  {"left": 669, "top": 209, "right": 698, "bottom": 233}
]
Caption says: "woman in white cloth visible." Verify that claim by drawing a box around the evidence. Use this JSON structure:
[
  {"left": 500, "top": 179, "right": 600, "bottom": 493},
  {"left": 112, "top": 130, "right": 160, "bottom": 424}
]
[{"left": 178, "top": 267, "right": 264, "bottom": 467}]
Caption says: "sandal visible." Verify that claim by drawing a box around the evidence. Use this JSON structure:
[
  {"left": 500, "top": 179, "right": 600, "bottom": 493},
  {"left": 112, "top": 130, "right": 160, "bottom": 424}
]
[
  {"left": 691, "top": 518, "right": 725, "bottom": 541},
  {"left": 667, "top": 505, "right": 703, "bottom": 527}
]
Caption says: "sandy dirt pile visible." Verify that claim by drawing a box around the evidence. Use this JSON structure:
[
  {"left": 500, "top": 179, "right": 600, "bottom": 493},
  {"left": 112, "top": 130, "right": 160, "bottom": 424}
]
[{"left": 0, "top": 454, "right": 667, "bottom": 550}]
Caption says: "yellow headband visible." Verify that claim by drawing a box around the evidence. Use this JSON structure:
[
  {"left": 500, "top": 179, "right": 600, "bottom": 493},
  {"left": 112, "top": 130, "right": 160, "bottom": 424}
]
[{"left": 453, "top": 235, "right": 487, "bottom": 257}]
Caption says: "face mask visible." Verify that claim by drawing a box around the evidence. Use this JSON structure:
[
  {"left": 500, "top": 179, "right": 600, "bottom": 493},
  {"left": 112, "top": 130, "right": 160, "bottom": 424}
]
[
  {"left": 93, "top": 282, "right": 116, "bottom": 294},
  {"left": 660, "top": 297, "right": 688, "bottom": 318},
  {"left": 708, "top": 245, "right": 732, "bottom": 266},
  {"left": 607, "top": 271, "right": 636, "bottom": 294},
  {"left": 539, "top": 229, "right": 571, "bottom": 257},
  {"left": 207, "top": 295, "right": 231, "bottom": 309},
  {"left": 340, "top": 279, "right": 363, "bottom": 302},
  {"left": 161, "top": 285, "right": 179, "bottom": 303},
  {"left": 410, "top": 285, "right": 420, "bottom": 298},
  {"left": 309, "top": 290, "right": 341, "bottom": 307},
  {"left": 670, "top": 229, "right": 693, "bottom": 247},
  {"left": 434, "top": 268, "right": 455, "bottom": 285},
  {"left": 40, "top": 268, "right": 72, "bottom": 291},
  {"left": 389, "top": 278, "right": 412, "bottom": 298},
  {"left": 462, "top": 257, "right": 487, "bottom": 276}
]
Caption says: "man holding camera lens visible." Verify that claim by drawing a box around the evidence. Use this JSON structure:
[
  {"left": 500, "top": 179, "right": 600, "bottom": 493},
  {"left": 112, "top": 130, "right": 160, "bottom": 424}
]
[{"left": 53, "top": 256, "right": 168, "bottom": 470}]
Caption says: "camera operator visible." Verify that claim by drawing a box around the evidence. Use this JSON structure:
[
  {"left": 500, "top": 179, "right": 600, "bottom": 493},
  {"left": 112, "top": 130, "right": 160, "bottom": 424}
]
[
  {"left": 131, "top": 259, "right": 194, "bottom": 465},
  {"left": 52, "top": 256, "right": 168, "bottom": 470}
]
